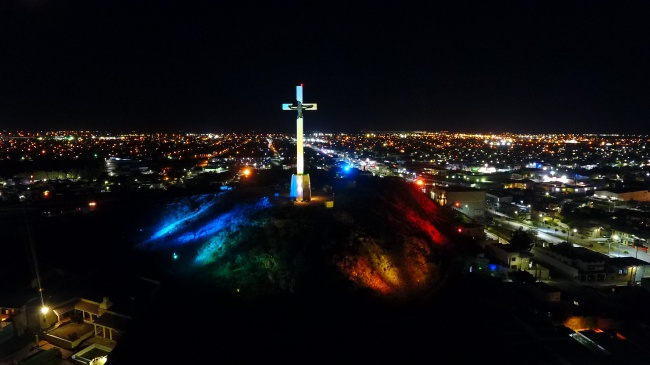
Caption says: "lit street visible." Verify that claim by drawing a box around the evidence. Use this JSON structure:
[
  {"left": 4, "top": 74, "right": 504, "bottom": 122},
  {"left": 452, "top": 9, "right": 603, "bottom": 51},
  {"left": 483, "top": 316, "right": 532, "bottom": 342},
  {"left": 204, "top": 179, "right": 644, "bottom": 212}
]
[{"left": 487, "top": 213, "right": 650, "bottom": 264}]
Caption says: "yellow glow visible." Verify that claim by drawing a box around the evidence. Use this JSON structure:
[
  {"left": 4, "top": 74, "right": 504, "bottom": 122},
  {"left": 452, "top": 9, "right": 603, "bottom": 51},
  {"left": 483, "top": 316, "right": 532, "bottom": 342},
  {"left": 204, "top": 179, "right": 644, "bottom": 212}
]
[
  {"left": 40, "top": 306, "right": 49, "bottom": 314},
  {"left": 370, "top": 252, "right": 402, "bottom": 287},
  {"left": 337, "top": 236, "right": 434, "bottom": 298},
  {"left": 563, "top": 316, "right": 595, "bottom": 331}
]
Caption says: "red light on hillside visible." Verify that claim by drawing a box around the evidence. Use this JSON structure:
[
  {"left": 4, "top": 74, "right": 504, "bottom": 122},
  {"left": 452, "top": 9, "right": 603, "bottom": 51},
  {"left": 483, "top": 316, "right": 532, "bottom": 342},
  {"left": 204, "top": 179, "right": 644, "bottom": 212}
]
[{"left": 458, "top": 228, "right": 462, "bottom": 233}]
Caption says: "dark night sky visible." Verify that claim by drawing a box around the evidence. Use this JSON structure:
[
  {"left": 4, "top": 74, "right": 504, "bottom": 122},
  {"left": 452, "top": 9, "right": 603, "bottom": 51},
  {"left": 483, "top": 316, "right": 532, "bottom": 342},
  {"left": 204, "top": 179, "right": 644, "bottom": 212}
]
[{"left": 1, "top": 0, "right": 649, "bottom": 134}]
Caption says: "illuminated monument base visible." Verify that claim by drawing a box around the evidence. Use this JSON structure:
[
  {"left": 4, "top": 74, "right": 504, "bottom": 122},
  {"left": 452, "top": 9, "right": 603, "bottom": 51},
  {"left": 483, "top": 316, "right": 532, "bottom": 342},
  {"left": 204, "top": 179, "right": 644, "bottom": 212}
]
[{"left": 290, "top": 173, "right": 311, "bottom": 202}]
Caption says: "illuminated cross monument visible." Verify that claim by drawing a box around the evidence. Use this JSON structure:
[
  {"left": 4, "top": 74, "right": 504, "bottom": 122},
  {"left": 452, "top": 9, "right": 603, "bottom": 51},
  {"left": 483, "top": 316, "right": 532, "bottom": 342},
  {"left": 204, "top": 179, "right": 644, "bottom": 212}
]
[{"left": 282, "top": 84, "right": 317, "bottom": 202}]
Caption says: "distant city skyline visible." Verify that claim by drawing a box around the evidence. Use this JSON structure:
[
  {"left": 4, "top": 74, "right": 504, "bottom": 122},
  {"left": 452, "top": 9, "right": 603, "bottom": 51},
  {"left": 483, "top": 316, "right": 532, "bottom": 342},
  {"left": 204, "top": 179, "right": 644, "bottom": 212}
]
[{"left": 1, "top": 1, "right": 649, "bottom": 135}]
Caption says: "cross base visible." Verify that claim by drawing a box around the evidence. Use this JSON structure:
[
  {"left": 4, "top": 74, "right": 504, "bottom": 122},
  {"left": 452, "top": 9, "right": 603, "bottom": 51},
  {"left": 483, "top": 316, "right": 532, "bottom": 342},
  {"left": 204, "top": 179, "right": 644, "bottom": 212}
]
[{"left": 290, "top": 173, "right": 311, "bottom": 202}]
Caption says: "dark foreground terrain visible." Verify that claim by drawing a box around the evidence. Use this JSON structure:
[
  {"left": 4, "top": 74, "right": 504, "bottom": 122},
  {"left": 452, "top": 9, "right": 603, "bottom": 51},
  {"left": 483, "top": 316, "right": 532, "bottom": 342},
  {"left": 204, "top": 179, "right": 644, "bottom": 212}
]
[
  {"left": 104, "top": 176, "right": 486, "bottom": 364},
  {"left": 6, "top": 172, "right": 648, "bottom": 364}
]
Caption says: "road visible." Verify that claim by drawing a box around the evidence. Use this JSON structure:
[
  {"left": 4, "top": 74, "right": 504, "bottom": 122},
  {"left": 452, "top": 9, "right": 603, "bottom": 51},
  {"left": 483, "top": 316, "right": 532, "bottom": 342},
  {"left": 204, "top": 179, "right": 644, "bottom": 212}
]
[{"left": 488, "top": 214, "right": 650, "bottom": 264}]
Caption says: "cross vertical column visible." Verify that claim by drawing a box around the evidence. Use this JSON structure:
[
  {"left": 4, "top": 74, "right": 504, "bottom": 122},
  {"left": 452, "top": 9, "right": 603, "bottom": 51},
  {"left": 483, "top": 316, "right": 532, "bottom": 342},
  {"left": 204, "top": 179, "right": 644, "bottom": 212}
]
[
  {"left": 282, "top": 84, "right": 317, "bottom": 202},
  {"left": 296, "top": 84, "right": 304, "bottom": 175}
]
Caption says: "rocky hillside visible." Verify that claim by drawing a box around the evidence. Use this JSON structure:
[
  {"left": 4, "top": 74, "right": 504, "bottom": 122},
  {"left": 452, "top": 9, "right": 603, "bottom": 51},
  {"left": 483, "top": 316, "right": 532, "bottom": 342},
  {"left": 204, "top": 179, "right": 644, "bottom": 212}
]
[
  {"left": 135, "top": 173, "right": 472, "bottom": 309},
  {"left": 109, "top": 172, "right": 484, "bottom": 365}
]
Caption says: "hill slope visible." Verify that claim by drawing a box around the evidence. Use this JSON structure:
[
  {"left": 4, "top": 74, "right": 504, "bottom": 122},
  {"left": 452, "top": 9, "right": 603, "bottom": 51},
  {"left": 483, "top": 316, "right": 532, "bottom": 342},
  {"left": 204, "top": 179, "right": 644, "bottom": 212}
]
[
  {"left": 108, "top": 175, "right": 483, "bottom": 364},
  {"left": 133, "top": 175, "right": 463, "bottom": 305}
]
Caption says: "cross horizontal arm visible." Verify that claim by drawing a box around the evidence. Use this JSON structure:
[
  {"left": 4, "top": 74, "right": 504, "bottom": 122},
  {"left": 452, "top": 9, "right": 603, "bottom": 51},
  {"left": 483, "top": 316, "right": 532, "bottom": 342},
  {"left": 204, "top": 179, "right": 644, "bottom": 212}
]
[{"left": 281, "top": 103, "right": 318, "bottom": 111}]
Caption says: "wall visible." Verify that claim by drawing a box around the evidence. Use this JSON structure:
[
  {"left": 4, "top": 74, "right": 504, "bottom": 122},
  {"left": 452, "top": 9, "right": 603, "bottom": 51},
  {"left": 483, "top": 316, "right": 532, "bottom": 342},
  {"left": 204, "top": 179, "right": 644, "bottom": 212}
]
[{"left": 531, "top": 247, "right": 580, "bottom": 279}]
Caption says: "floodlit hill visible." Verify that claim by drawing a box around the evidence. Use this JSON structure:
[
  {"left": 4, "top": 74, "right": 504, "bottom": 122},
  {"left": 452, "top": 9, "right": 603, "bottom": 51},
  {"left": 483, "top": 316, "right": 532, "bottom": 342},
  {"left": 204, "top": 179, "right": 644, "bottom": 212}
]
[
  {"left": 134, "top": 174, "right": 465, "bottom": 307},
  {"left": 107, "top": 172, "right": 486, "bottom": 364}
]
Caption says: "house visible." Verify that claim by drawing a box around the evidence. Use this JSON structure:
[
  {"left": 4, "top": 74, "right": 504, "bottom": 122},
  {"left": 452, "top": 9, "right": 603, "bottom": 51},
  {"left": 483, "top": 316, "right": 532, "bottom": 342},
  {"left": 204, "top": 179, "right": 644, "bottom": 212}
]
[
  {"left": 574, "top": 221, "right": 605, "bottom": 239},
  {"left": 429, "top": 185, "right": 486, "bottom": 223},
  {"left": 502, "top": 178, "right": 536, "bottom": 190},
  {"left": 0, "top": 280, "right": 44, "bottom": 345},
  {"left": 604, "top": 257, "right": 648, "bottom": 284},
  {"left": 594, "top": 188, "right": 650, "bottom": 202},
  {"left": 532, "top": 244, "right": 609, "bottom": 282},
  {"left": 42, "top": 296, "right": 130, "bottom": 351},
  {"left": 2, "top": 267, "right": 161, "bottom": 365},
  {"left": 485, "top": 189, "right": 513, "bottom": 209},
  {"left": 610, "top": 225, "right": 650, "bottom": 249},
  {"left": 456, "top": 222, "right": 487, "bottom": 241},
  {"left": 486, "top": 243, "right": 532, "bottom": 271},
  {"left": 484, "top": 243, "right": 551, "bottom": 280}
]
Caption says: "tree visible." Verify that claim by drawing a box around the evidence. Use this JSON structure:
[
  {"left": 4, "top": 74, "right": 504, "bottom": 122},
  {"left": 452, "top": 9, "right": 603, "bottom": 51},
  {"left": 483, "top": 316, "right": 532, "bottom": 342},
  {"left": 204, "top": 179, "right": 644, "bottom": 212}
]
[{"left": 509, "top": 226, "right": 535, "bottom": 251}]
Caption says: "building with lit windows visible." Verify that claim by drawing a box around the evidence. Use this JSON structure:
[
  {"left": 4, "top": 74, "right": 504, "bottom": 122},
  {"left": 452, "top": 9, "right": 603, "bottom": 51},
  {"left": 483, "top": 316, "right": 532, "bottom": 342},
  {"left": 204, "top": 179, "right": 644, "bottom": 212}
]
[
  {"left": 594, "top": 188, "right": 650, "bottom": 202},
  {"left": 485, "top": 190, "right": 513, "bottom": 209},
  {"left": 429, "top": 186, "right": 486, "bottom": 223}
]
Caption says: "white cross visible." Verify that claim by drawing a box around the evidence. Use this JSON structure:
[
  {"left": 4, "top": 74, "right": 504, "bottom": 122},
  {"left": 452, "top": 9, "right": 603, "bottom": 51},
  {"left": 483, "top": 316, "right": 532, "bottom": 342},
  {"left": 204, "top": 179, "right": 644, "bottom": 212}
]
[
  {"left": 282, "top": 84, "right": 317, "bottom": 176},
  {"left": 282, "top": 84, "right": 318, "bottom": 118}
]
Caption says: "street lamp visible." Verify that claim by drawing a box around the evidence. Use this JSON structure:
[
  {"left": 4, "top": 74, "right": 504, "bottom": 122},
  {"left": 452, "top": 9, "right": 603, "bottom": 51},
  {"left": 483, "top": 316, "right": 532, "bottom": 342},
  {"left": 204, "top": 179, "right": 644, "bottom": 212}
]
[
  {"left": 608, "top": 240, "right": 612, "bottom": 255},
  {"left": 566, "top": 228, "right": 577, "bottom": 244}
]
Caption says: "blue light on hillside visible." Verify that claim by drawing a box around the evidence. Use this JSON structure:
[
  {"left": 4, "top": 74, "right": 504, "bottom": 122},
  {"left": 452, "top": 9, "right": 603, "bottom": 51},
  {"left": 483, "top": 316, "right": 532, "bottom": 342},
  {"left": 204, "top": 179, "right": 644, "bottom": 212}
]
[
  {"left": 144, "top": 194, "right": 218, "bottom": 244},
  {"left": 138, "top": 193, "right": 273, "bottom": 266},
  {"left": 194, "top": 197, "right": 272, "bottom": 265},
  {"left": 176, "top": 206, "right": 249, "bottom": 245},
  {"left": 489, "top": 263, "right": 497, "bottom": 271}
]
